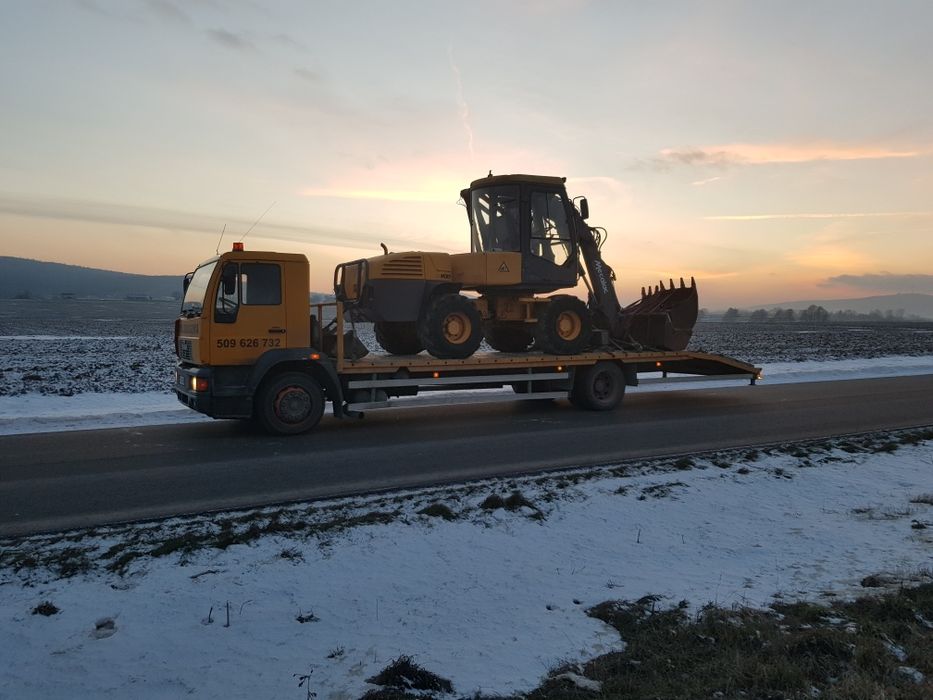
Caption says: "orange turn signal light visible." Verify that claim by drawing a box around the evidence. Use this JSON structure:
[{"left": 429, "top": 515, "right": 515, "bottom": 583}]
[
  {"left": 310, "top": 353, "right": 321, "bottom": 360},
  {"left": 191, "top": 377, "right": 210, "bottom": 392},
  {"left": 655, "top": 361, "right": 662, "bottom": 368},
  {"left": 432, "top": 371, "right": 440, "bottom": 379}
]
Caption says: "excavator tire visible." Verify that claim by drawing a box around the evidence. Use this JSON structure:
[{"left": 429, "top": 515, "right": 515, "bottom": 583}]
[
  {"left": 375, "top": 321, "right": 423, "bottom": 355},
  {"left": 571, "top": 361, "right": 625, "bottom": 411},
  {"left": 418, "top": 293, "right": 483, "bottom": 359},
  {"left": 483, "top": 322, "right": 534, "bottom": 353},
  {"left": 534, "top": 295, "right": 591, "bottom": 355}
]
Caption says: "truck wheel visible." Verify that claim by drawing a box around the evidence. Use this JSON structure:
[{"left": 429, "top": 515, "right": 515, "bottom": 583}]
[
  {"left": 534, "top": 295, "right": 591, "bottom": 355},
  {"left": 375, "top": 321, "right": 423, "bottom": 355},
  {"left": 571, "top": 361, "right": 625, "bottom": 411},
  {"left": 418, "top": 293, "right": 483, "bottom": 359},
  {"left": 255, "top": 372, "right": 324, "bottom": 435},
  {"left": 484, "top": 322, "right": 533, "bottom": 352}
]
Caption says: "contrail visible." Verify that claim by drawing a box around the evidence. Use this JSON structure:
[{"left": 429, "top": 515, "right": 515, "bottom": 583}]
[{"left": 448, "top": 45, "right": 475, "bottom": 161}]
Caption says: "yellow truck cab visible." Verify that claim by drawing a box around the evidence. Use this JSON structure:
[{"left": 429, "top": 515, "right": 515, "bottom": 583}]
[{"left": 175, "top": 244, "right": 345, "bottom": 434}]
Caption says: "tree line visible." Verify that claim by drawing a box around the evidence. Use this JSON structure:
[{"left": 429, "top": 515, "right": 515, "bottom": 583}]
[{"left": 716, "top": 305, "right": 919, "bottom": 323}]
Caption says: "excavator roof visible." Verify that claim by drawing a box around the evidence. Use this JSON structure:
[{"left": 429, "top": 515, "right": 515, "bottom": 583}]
[{"left": 467, "top": 173, "right": 566, "bottom": 189}]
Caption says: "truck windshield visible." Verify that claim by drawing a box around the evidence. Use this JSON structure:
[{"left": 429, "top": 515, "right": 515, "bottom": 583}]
[
  {"left": 180, "top": 261, "right": 217, "bottom": 316},
  {"left": 470, "top": 186, "right": 520, "bottom": 253}
]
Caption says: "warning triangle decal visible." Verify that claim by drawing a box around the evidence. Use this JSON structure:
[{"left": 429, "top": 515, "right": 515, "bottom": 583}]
[{"left": 498, "top": 262, "right": 510, "bottom": 272}]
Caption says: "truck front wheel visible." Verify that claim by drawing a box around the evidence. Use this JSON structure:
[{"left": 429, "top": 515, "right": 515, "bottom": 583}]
[{"left": 255, "top": 372, "right": 325, "bottom": 435}]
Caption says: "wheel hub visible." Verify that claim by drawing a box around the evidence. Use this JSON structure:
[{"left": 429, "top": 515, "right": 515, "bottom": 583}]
[
  {"left": 593, "top": 372, "right": 612, "bottom": 400},
  {"left": 443, "top": 312, "right": 471, "bottom": 344},
  {"left": 556, "top": 311, "right": 581, "bottom": 340},
  {"left": 274, "top": 386, "right": 311, "bottom": 423}
]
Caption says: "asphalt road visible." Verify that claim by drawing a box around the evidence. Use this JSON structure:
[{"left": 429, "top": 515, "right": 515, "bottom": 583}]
[{"left": 2, "top": 375, "right": 932, "bottom": 538}]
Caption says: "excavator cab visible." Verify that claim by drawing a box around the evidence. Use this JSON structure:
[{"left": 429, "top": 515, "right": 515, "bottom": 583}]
[{"left": 461, "top": 174, "right": 579, "bottom": 293}]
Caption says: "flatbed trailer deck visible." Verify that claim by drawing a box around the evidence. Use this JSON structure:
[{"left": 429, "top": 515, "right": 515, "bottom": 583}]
[{"left": 176, "top": 301, "right": 761, "bottom": 434}]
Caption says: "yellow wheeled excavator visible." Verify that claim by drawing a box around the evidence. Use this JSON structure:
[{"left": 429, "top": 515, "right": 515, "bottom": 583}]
[{"left": 334, "top": 173, "right": 698, "bottom": 359}]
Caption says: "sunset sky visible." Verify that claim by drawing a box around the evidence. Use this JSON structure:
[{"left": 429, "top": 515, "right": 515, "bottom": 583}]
[{"left": 1, "top": 0, "right": 931, "bottom": 307}]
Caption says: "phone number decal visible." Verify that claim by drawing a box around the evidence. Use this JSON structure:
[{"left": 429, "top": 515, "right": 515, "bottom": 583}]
[{"left": 216, "top": 338, "right": 282, "bottom": 348}]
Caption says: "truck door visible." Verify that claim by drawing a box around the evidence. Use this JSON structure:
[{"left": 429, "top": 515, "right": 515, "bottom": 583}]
[{"left": 211, "top": 261, "right": 288, "bottom": 365}]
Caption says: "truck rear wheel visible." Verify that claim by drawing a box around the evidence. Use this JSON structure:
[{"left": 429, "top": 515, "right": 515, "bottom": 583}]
[
  {"left": 571, "top": 361, "right": 625, "bottom": 411},
  {"left": 255, "top": 372, "right": 324, "bottom": 435},
  {"left": 375, "top": 321, "right": 423, "bottom": 355},
  {"left": 484, "top": 322, "right": 533, "bottom": 352},
  {"left": 418, "top": 293, "right": 483, "bottom": 359},
  {"left": 534, "top": 295, "right": 591, "bottom": 355}
]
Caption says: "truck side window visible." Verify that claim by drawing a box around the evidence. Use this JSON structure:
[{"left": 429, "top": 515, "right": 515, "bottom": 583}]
[
  {"left": 215, "top": 263, "right": 240, "bottom": 323},
  {"left": 240, "top": 263, "right": 281, "bottom": 305},
  {"left": 530, "top": 191, "right": 572, "bottom": 265}
]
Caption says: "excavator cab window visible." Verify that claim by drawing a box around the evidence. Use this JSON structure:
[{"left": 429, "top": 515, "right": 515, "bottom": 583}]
[
  {"left": 469, "top": 186, "right": 521, "bottom": 253},
  {"left": 529, "top": 191, "right": 573, "bottom": 266}
]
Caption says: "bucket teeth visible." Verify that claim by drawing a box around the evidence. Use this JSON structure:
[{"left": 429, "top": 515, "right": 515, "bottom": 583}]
[
  {"left": 641, "top": 286, "right": 646, "bottom": 299},
  {"left": 679, "top": 277, "right": 685, "bottom": 289},
  {"left": 659, "top": 280, "right": 666, "bottom": 291},
  {"left": 669, "top": 278, "right": 675, "bottom": 290}
]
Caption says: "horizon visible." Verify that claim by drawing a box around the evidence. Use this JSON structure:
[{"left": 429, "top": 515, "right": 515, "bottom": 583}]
[
  {"left": 1, "top": 2, "right": 932, "bottom": 308},
  {"left": 5, "top": 254, "right": 933, "bottom": 318}
]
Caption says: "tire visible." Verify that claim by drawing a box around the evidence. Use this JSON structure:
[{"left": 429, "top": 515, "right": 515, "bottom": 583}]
[
  {"left": 375, "top": 321, "right": 423, "bottom": 355},
  {"left": 418, "top": 293, "right": 483, "bottom": 359},
  {"left": 484, "top": 322, "right": 534, "bottom": 353},
  {"left": 534, "top": 295, "right": 591, "bottom": 355},
  {"left": 255, "top": 372, "right": 325, "bottom": 435},
  {"left": 571, "top": 361, "right": 625, "bottom": 411}
]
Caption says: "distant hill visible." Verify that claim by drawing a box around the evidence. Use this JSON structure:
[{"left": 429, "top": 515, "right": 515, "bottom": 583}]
[
  {"left": 0, "top": 257, "right": 183, "bottom": 300},
  {"left": 757, "top": 293, "right": 933, "bottom": 320}
]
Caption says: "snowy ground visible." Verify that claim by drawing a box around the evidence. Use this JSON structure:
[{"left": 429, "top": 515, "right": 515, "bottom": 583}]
[
  {"left": 2, "top": 432, "right": 931, "bottom": 698},
  {"left": 2, "top": 302, "right": 932, "bottom": 697},
  {"left": 2, "top": 354, "right": 932, "bottom": 435}
]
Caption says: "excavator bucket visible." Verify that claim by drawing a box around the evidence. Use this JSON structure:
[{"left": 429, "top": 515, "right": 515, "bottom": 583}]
[{"left": 616, "top": 277, "right": 699, "bottom": 351}]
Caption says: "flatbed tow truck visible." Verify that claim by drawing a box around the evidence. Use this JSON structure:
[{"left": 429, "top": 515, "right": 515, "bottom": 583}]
[{"left": 174, "top": 248, "right": 760, "bottom": 435}]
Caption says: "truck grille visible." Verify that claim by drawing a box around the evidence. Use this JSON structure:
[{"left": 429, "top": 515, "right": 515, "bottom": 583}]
[
  {"left": 179, "top": 338, "right": 194, "bottom": 361},
  {"left": 381, "top": 256, "right": 424, "bottom": 278}
]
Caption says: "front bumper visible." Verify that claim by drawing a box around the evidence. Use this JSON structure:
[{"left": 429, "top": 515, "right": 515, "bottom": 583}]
[{"left": 175, "top": 363, "right": 252, "bottom": 418}]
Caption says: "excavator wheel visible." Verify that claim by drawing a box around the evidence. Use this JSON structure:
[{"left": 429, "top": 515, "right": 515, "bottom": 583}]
[
  {"left": 418, "top": 293, "right": 483, "bottom": 359},
  {"left": 534, "top": 295, "right": 591, "bottom": 355},
  {"left": 375, "top": 321, "right": 423, "bottom": 355},
  {"left": 571, "top": 361, "right": 625, "bottom": 411},
  {"left": 483, "top": 322, "right": 534, "bottom": 353}
]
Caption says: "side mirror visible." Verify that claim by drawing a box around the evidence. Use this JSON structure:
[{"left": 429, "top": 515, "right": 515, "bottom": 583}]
[
  {"left": 579, "top": 198, "right": 589, "bottom": 220},
  {"left": 183, "top": 272, "right": 193, "bottom": 294}
]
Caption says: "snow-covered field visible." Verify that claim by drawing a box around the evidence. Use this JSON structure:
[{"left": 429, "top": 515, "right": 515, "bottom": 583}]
[
  {"left": 2, "top": 300, "right": 932, "bottom": 698},
  {"left": 2, "top": 433, "right": 931, "bottom": 698}
]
